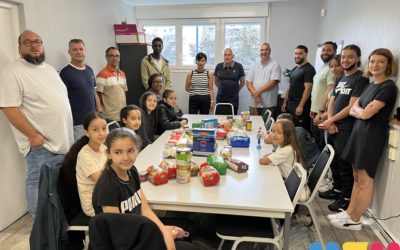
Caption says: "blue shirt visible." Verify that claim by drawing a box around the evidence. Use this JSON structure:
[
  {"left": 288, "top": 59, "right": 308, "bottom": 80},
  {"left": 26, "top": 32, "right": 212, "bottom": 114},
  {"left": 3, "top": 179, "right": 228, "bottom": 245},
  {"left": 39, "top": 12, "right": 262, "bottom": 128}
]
[
  {"left": 60, "top": 64, "right": 96, "bottom": 125},
  {"left": 214, "top": 61, "right": 245, "bottom": 107}
]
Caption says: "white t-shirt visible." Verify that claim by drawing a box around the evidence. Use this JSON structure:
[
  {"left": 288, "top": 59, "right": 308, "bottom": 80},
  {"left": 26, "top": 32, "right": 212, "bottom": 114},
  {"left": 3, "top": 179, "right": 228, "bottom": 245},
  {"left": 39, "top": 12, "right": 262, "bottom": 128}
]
[
  {"left": 76, "top": 144, "right": 107, "bottom": 217},
  {"left": 0, "top": 58, "right": 73, "bottom": 156},
  {"left": 268, "top": 144, "right": 296, "bottom": 179}
]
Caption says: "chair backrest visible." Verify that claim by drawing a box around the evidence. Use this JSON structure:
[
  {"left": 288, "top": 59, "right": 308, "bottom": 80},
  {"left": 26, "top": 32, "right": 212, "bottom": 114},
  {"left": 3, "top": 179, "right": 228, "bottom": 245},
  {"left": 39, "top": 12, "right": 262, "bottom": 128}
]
[
  {"left": 265, "top": 117, "right": 275, "bottom": 131},
  {"left": 107, "top": 121, "right": 120, "bottom": 131},
  {"left": 262, "top": 109, "right": 272, "bottom": 124},
  {"left": 285, "top": 163, "right": 307, "bottom": 207},
  {"left": 307, "top": 144, "right": 335, "bottom": 200},
  {"left": 214, "top": 103, "right": 234, "bottom": 115}
]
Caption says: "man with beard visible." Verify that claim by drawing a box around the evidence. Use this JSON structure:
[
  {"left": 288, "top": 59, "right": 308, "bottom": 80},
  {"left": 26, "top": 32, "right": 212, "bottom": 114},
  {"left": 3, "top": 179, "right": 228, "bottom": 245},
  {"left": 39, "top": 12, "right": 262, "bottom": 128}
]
[
  {"left": 282, "top": 45, "right": 316, "bottom": 131},
  {"left": 317, "top": 44, "right": 368, "bottom": 211},
  {"left": 310, "top": 41, "right": 337, "bottom": 148},
  {"left": 141, "top": 37, "right": 172, "bottom": 91},
  {"left": 247, "top": 43, "right": 281, "bottom": 118},
  {"left": 0, "top": 30, "right": 73, "bottom": 217},
  {"left": 60, "top": 39, "right": 100, "bottom": 140}
]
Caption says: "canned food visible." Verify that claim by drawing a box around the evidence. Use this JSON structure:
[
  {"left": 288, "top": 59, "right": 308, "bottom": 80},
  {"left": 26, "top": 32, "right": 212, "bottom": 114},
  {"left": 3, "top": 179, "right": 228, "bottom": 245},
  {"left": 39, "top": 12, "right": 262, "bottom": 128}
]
[
  {"left": 246, "top": 120, "right": 252, "bottom": 131},
  {"left": 176, "top": 147, "right": 192, "bottom": 183}
]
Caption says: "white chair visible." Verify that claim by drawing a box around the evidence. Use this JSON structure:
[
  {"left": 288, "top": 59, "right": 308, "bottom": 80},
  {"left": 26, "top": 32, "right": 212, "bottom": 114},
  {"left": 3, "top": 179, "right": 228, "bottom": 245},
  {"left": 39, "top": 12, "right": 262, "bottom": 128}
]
[
  {"left": 262, "top": 109, "right": 272, "bottom": 124},
  {"left": 107, "top": 121, "right": 120, "bottom": 131},
  {"left": 265, "top": 117, "right": 275, "bottom": 131},
  {"left": 298, "top": 144, "right": 334, "bottom": 249},
  {"left": 216, "top": 163, "right": 307, "bottom": 250},
  {"left": 214, "top": 103, "right": 234, "bottom": 115}
]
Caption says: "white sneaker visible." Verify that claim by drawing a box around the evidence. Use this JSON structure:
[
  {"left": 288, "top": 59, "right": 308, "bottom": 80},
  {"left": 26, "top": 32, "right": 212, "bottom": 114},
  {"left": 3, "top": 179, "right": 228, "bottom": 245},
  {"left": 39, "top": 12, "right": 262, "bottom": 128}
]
[
  {"left": 330, "top": 217, "right": 362, "bottom": 231},
  {"left": 318, "top": 180, "right": 333, "bottom": 192},
  {"left": 327, "top": 210, "right": 349, "bottom": 221}
]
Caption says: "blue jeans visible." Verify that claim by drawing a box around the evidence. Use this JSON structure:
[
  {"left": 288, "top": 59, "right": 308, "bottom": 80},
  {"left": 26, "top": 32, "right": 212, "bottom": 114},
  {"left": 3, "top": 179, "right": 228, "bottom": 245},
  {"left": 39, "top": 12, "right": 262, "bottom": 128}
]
[
  {"left": 73, "top": 125, "right": 85, "bottom": 142},
  {"left": 25, "top": 147, "right": 57, "bottom": 217}
]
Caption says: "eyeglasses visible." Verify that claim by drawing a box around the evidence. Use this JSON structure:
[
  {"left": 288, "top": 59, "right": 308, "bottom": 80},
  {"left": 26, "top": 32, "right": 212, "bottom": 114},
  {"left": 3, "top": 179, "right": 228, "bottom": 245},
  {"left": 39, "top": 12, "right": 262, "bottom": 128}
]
[{"left": 22, "top": 40, "right": 43, "bottom": 47}]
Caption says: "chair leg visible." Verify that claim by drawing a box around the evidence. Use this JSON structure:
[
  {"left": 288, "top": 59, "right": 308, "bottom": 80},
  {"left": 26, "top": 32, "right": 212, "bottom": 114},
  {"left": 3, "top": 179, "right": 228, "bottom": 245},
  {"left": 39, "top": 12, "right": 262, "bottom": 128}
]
[
  {"left": 218, "top": 239, "right": 225, "bottom": 250},
  {"left": 306, "top": 204, "right": 325, "bottom": 249}
]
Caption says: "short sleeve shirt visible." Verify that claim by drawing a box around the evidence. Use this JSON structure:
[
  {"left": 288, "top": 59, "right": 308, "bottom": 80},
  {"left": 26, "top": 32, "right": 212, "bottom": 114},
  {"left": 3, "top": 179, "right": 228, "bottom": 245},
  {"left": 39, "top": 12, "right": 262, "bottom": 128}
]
[
  {"left": 267, "top": 145, "right": 295, "bottom": 179},
  {"left": 332, "top": 70, "right": 369, "bottom": 130},
  {"left": 288, "top": 63, "right": 316, "bottom": 106},
  {"left": 76, "top": 144, "right": 107, "bottom": 216},
  {"left": 214, "top": 61, "right": 245, "bottom": 107},
  {"left": 247, "top": 59, "right": 282, "bottom": 108},
  {"left": 311, "top": 63, "right": 334, "bottom": 112}
]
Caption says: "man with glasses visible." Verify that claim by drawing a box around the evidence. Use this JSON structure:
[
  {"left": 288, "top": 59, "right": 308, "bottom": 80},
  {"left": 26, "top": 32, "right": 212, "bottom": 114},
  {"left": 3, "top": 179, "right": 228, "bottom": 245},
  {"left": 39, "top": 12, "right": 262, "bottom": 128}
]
[
  {"left": 141, "top": 37, "right": 172, "bottom": 91},
  {"left": 60, "top": 39, "right": 100, "bottom": 140},
  {"left": 0, "top": 30, "right": 73, "bottom": 217},
  {"left": 96, "top": 47, "right": 127, "bottom": 122}
]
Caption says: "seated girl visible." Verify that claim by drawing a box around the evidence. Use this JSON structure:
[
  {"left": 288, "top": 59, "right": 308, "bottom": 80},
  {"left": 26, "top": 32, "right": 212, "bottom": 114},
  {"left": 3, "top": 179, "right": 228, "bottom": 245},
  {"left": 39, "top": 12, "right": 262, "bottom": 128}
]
[
  {"left": 120, "top": 104, "right": 150, "bottom": 151},
  {"left": 158, "top": 89, "right": 188, "bottom": 134},
  {"left": 147, "top": 72, "right": 164, "bottom": 102},
  {"left": 259, "top": 119, "right": 305, "bottom": 179},
  {"left": 92, "top": 128, "right": 194, "bottom": 250},
  {"left": 62, "top": 112, "right": 109, "bottom": 217},
  {"left": 139, "top": 91, "right": 159, "bottom": 145}
]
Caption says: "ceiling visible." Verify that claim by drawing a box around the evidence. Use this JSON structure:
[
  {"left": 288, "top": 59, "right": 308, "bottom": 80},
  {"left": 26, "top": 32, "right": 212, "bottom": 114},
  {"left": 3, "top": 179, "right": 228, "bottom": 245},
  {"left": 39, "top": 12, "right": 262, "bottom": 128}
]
[{"left": 123, "top": 0, "right": 293, "bottom": 6}]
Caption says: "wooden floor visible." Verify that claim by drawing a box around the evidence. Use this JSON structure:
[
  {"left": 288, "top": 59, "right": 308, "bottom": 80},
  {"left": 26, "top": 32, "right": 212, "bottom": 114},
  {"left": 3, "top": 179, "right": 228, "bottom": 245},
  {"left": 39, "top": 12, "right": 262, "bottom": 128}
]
[{"left": 0, "top": 196, "right": 380, "bottom": 250}]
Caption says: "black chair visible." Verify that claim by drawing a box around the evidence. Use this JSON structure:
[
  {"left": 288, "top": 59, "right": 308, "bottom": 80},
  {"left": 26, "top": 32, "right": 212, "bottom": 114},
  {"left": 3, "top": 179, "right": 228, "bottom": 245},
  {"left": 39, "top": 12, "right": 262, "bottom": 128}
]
[
  {"left": 299, "top": 144, "right": 334, "bottom": 248},
  {"left": 215, "top": 163, "right": 307, "bottom": 249},
  {"left": 214, "top": 102, "right": 234, "bottom": 115}
]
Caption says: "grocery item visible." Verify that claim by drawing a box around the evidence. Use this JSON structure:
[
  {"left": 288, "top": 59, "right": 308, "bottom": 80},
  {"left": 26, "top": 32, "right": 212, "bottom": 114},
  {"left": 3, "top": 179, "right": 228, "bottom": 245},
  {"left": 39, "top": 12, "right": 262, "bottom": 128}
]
[
  {"left": 226, "top": 158, "right": 249, "bottom": 173},
  {"left": 163, "top": 143, "right": 176, "bottom": 159},
  {"left": 207, "top": 155, "right": 228, "bottom": 175},
  {"left": 146, "top": 165, "right": 169, "bottom": 185},
  {"left": 216, "top": 128, "right": 227, "bottom": 140},
  {"left": 220, "top": 145, "right": 232, "bottom": 159},
  {"left": 226, "top": 131, "right": 250, "bottom": 148},
  {"left": 159, "top": 160, "right": 176, "bottom": 178},
  {"left": 192, "top": 128, "right": 216, "bottom": 156},
  {"left": 190, "top": 161, "right": 200, "bottom": 176},
  {"left": 176, "top": 147, "right": 192, "bottom": 183},
  {"left": 199, "top": 164, "right": 220, "bottom": 186}
]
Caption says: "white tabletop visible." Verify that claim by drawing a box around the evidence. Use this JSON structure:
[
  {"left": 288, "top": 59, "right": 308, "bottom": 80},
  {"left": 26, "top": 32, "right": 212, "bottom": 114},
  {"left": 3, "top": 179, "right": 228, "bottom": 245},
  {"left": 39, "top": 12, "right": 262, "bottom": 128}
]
[{"left": 135, "top": 115, "right": 294, "bottom": 218}]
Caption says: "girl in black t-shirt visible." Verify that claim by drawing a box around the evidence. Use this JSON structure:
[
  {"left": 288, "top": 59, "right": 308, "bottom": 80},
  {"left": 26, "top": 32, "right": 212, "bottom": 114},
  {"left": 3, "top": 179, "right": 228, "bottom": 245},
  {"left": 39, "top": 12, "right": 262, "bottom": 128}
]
[{"left": 92, "top": 128, "right": 189, "bottom": 249}]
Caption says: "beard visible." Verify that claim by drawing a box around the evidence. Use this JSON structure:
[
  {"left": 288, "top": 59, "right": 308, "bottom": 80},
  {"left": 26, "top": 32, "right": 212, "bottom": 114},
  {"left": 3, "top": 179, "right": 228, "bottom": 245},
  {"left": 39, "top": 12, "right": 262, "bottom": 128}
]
[
  {"left": 343, "top": 62, "right": 357, "bottom": 71},
  {"left": 295, "top": 58, "right": 304, "bottom": 65},
  {"left": 22, "top": 52, "right": 45, "bottom": 65},
  {"left": 321, "top": 53, "right": 334, "bottom": 63}
]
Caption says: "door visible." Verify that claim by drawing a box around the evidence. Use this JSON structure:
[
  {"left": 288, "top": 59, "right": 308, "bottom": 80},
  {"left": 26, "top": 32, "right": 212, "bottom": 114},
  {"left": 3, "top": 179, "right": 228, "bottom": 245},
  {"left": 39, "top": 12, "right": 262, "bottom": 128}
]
[{"left": 0, "top": 1, "right": 26, "bottom": 230}]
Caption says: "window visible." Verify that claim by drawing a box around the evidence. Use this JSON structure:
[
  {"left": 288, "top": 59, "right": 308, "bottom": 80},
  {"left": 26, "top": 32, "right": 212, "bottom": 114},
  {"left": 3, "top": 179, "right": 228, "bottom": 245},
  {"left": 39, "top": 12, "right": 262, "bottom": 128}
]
[
  {"left": 143, "top": 24, "right": 176, "bottom": 65},
  {"left": 224, "top": 23, "right": 261, "bottom": 67},
  {"left": 140, "top": 18, "right": 265, "bottom": 68},
  {"left": 182, "top": 24, "right": 216, "bottom": 65}
]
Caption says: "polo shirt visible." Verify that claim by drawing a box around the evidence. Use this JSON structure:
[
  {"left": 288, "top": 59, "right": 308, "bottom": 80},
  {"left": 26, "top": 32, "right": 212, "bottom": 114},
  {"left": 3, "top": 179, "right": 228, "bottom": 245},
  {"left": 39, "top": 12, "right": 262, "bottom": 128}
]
[
  {"left": 214, "top": 61, "right": 245, "bottom": 107},
  {"left": 96, "top": 65, "right": 127, "bottom": 121},
  {"left": 311, "top": 63, "right": 334, "bottom": 113}
]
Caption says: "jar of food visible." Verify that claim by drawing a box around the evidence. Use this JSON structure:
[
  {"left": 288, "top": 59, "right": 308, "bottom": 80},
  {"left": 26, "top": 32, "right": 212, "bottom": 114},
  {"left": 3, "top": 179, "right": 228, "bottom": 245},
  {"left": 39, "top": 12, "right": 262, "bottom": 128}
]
[
  {"left": 220, "top": 145, "right": 232, "bottom": 159},
  {"left": 176, "top": 147, "right": 192, "bottom": 183}
]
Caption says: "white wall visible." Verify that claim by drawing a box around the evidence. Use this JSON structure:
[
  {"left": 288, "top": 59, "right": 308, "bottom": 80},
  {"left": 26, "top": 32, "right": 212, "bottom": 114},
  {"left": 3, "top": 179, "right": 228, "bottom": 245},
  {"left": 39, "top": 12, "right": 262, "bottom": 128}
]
[
  {"left": 317, "top": 0, "right": 400, "bottom": 242},
  {"left": 17, "top": 0, "right": 135, "bottom": 73}
]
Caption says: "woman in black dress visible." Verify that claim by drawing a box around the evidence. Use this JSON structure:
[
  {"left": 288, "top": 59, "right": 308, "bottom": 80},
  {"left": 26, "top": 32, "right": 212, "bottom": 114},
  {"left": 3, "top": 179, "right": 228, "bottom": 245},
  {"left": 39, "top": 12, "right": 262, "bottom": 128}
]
[{"left": 329, "top": 48, "right": 398, "bottom": 230}]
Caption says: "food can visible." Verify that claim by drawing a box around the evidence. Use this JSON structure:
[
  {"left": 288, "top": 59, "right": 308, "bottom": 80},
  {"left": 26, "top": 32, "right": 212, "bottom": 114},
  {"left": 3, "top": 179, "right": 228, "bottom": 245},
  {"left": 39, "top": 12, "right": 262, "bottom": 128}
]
[
  {"left": 246, "top": 120, "right": 252, "bottom": 131},
  {"left": 176, "top": 147, "right": 192, "bottom": 183}
]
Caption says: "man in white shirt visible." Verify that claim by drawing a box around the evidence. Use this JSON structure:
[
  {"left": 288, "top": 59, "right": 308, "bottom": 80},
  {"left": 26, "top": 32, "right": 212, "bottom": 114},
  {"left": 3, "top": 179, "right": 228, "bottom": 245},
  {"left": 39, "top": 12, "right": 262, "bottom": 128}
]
[
  {"left": 0, "top": 30, "right": 74, "bottom": 217},
  {"left": 246, "top": 43, "right": 281, "bottom": 118}
]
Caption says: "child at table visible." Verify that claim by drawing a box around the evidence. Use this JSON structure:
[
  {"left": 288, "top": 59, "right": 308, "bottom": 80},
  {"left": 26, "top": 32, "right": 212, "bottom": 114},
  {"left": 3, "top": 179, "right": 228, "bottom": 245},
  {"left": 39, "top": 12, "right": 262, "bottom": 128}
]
[
  {"left": 120, "top": 104, "right": 151, "bottom": 151},
  {"left": 158, "top": 89, "right": 188, "bottom": 134},
  {"left": 61, "top": 112, "right": 108, "bottom": 217},
  {"left": 139, "top": 91, "right": 159, "bottom": 144},
  {"left": 92, "top": 128, "right": 196, "bottom": 250},
  {"left": 259, "top": 119, "right": 305, "bottom": 179}
]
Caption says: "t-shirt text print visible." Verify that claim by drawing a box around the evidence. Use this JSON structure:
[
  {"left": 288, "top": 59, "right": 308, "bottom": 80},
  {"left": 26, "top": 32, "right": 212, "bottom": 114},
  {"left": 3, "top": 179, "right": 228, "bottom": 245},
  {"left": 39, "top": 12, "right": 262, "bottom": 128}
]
[{"left": 120, "top": 189, "right": 142, "bottom": 214}]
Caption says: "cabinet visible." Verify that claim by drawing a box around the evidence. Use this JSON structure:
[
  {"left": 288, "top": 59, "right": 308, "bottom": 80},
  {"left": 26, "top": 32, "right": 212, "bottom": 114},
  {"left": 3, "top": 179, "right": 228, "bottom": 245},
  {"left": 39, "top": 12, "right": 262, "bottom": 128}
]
[{"left": 118, "top": 43, "right": 148, "bottom": 106}]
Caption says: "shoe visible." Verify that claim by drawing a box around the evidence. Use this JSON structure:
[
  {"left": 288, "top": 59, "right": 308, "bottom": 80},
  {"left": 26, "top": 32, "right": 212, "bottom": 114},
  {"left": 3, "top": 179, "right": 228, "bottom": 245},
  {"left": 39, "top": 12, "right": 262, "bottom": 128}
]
[
  {"left": 328, "top": 198, "right": 349, "bottom": 212},
  {"left": 330, "top": 217, "right": 362, "bottom": 231},
  {"left": 327, "top": 209, "right": 349, "bottom": 221},
  {"left": 318, "top": 181, "right": 333, "bottom": 192},
  {"left": 318, "top": 189, "right": 339, "bottom": 200}
]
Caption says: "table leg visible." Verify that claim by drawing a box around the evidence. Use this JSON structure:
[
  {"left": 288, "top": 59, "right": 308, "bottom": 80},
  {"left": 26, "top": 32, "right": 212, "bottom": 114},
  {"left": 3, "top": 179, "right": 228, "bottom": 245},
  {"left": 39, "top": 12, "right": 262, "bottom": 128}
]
[{"left": 283, "top": 212, "right": 291, "bottom": 250}]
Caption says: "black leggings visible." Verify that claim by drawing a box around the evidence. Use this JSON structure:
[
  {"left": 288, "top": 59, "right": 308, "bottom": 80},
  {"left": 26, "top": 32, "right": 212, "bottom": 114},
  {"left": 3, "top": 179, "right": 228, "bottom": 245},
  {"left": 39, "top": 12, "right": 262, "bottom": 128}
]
[{"left": 189, "top": 95, "right": 211, "bottom": 114}]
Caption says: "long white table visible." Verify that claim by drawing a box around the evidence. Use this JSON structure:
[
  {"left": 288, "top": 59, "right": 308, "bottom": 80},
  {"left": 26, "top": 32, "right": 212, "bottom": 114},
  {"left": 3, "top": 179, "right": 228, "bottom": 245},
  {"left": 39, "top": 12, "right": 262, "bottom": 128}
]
[{"left": 136, "top": 115, "right": 294, "bottom": 250}]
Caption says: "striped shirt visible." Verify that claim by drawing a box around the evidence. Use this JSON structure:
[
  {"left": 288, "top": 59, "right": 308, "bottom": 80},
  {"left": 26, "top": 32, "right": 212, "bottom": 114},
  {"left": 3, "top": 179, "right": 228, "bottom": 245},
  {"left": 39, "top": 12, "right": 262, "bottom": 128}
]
[{"left": 189, "top": 69, "right": 210, "bottom": 96}]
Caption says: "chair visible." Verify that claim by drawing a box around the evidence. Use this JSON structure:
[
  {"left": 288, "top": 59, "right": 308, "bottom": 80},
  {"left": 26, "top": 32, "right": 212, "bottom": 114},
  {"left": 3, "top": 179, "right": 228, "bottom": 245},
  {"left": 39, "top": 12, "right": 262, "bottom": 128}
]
[
  {"left": 298, "top": 144, "right": 334, "bottom": 249},
  {"left": 107, "top": 121, "right": 120, "bottom": 131},
  {"left": 214, "top": 102, "right": 234, "bottom": 115},
  {"left": 262, "top": 109, "right": 272, "bottom": 125},
  {"left": 216, "top": 163, "right": 307, "bottom": 250},
  {"left": 265, "top": 117, "right": 275, "bottom": 131}
]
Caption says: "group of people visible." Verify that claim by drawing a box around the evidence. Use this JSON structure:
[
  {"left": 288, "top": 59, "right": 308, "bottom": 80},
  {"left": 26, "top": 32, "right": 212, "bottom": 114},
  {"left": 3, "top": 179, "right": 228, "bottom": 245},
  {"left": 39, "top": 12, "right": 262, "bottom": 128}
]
[{"left": 0, "top": 28, "right": 398, "bottom": 249}]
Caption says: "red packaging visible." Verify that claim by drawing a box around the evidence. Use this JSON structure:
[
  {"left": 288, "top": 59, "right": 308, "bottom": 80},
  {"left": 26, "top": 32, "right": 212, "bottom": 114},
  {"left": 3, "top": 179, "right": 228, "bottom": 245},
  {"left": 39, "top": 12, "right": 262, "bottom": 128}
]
[
  {"left": 159, "top": 160, "right": 176, "bottom": 178},
  {"left": 146, "top": 165, "right": 169, "bottom": 185},
  {"left": 199, "top": 165, "right": 220, "bottom": 186},
  {"left": 216, "top": 129, "right": 227, "bottom": 140}
]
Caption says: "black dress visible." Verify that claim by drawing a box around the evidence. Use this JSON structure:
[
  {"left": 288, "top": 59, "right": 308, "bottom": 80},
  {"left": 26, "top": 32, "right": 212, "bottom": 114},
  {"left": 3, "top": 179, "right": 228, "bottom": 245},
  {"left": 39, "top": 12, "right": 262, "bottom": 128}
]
[{"left": 342, "top": 80, "right": 398, "bottom": 178}]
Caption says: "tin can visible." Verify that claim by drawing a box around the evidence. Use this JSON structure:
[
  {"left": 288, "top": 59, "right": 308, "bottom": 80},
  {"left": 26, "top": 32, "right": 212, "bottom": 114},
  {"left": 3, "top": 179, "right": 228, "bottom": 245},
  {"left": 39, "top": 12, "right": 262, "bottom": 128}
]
[
  {"left": 176, "top": 147, "right": 192, "bottom": 183},
  {"left": 246, "top": 120, "right": 252, "bottom": 131}
]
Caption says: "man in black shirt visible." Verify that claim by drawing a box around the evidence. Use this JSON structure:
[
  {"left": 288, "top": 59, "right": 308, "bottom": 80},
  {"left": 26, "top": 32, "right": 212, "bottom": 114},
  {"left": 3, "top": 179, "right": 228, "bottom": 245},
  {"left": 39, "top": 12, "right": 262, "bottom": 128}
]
[
  {"left": 282, "top": 45, "right": 316, "bottom": 131},
  {"left": 317, "top": 44, "right": 368, "bottom": 211}
]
